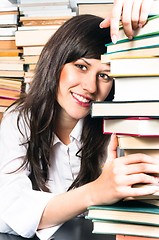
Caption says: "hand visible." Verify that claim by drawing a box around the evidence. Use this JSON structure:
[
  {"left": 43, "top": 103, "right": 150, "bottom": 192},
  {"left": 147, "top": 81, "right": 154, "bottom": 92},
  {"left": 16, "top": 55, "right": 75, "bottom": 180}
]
[
  {"left": 89, "top": 134, "right": 159, "bottom": 205},
  {"left": 100, "top": 0, "right": 154, "bottom": 43}
]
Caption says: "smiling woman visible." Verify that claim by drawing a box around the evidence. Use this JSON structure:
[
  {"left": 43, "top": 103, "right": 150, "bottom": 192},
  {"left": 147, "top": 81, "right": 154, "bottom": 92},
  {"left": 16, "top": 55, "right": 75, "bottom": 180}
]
[
  {"left": 57, "top": 58, "right": 113, "bottom": 122},
  {"left": 0, "top": 13, "right": 159, "bottom": 239}
]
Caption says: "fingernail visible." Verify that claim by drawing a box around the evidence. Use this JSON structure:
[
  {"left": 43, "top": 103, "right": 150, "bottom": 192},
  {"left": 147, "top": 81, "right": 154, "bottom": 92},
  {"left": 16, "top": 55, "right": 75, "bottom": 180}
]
[
  {"left": 128, "top": 35, "right": 133, "bottom": 40},
  {"left": 112, "top": 35, "right": 117, "bottom": 44},
  {"left": 138, "top": 23, "right": 143, "bottom": 28},
  {"left": 99, "top": 22, "right": 104, "bottom": 28}
]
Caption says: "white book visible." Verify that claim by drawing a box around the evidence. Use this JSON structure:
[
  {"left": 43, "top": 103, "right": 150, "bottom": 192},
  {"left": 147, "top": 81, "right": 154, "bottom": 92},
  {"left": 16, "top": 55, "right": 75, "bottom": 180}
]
[
  {"left": 23, "top": 46, "right": 44, "bottom": 56},
  {"left": 0, "top": 0, "right": 17, "bottom": 7},
  {"left": 23, "top": 11, "right": 76, "bottom": 17},
  {"left": 0, "top": 14, "right": 18, "bottom": 25},
  {"left": 114, "top": 76, "right": 159, "bottom": 101},
  {"left": 19, "top": 0, "right": 69, "bottom": 4},
  {"left": 0, "top": 27, "right": 17, "bottom": 36},
  {"left": 18, "top": 25, "right": 60, "bottom": 31},
  {"left": 109, "top": 58, "right": 159, "bottom": 77},
  {"left": 19, "top": 5, "right": 69, "bottom": 11}
]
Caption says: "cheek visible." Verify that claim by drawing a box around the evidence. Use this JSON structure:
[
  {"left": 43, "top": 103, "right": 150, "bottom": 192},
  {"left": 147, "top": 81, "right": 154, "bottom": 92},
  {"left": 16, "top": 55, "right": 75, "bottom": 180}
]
[{"left": 99, "top": 82, "right": 113, "bottom": 101}]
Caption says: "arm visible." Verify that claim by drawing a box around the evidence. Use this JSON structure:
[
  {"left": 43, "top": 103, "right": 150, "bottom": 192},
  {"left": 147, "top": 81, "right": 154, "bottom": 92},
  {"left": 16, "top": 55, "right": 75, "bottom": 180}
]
[
  {"left": 100, "top": 0, "right": 154, "bottom": 43},
  {"left": 39, "top": 134, "right": 159, "bottom": 229}
]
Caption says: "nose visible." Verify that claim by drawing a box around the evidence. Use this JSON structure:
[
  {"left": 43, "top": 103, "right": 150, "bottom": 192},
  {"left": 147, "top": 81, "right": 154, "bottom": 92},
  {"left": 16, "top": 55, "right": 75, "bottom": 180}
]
[{"left": 81, "top": 75, "right": 97, "bottom": 94}]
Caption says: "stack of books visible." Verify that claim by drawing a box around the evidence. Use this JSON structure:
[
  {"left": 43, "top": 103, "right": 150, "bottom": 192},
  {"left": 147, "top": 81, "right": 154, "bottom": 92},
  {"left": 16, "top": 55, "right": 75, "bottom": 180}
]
[
  {"left": 87, "top": 200, "right": 159, "bottom": 238},
  {"left": 0, "top": 0, "right": 24, "bottom": 113},
  {"left": 15, "top": 0, "right": 76, "bottom": 88},
  {"left": 89, "top": 11, "right": 159, "bottom": 238}
]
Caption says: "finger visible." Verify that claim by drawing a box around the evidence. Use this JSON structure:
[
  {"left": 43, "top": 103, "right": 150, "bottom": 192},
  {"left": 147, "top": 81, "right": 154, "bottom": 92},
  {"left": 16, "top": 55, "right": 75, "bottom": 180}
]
[
  {"left": 99, "top": 17, "right": 111, "bottom": 29},
  {"left": 123, "top": 184, "right": 159, "bottom": 199},
  {"left": 121, "top": 0, "right": 134, "bottom": 38},
  {"left": 131, "top": 0, "right": 142, "bottom": 29},
  {"left": 120, "top": 153, "right": 159, "bottom": 165},
  {"left": 109, "top": 0, "right": 124, "bottom": 43},
  {"left": 121, "top": 162, "right": 159, "bottom": 175},
  {"left": 107, "top": 133, "right": 118, "bottom": 161},
  {"left": 138, "top": 0, "right": 154, "bottom": 27}
]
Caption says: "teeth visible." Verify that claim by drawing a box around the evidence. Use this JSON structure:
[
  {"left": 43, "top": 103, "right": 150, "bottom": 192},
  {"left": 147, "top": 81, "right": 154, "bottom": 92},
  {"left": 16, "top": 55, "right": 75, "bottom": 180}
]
[{"left": 72, "top": 93, "right": 90, "bottom": 103}]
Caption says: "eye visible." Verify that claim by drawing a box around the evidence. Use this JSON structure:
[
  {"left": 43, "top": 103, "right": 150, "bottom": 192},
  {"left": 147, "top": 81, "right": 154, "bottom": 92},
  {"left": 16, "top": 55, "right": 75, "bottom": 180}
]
[
  {"left": 98, "top": 73, "right": 113, "bottom": 82},
  {"left": 75, "top": 64, "right": 87, "bottom": 71}
]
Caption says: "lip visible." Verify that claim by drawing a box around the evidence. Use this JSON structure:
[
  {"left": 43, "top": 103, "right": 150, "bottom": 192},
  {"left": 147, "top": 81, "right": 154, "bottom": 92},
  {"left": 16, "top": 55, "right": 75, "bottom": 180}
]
[{"left": 71, "top": 92, "right": 92, "bottom": 107}]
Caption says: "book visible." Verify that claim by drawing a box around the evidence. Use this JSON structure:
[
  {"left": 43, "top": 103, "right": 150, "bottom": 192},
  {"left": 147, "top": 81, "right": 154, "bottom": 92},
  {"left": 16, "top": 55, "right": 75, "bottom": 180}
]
[
  {"left": 78, "top": 3, "right": 113, "bottom": 18},
  {"left": 105, "top": 34, "right": 159, "bottom": 54},
  {"left": 0, "top": 49, "right": 22, "bottom": 57},
  {"left": 0, "top": 62, "right": 24, "bottom": 71},
  {"left": 23, "top": 46, "right": 43, "bottom": 56},
  {"left": 0, "top": 70, "right": 24, "bottom": 78},
  {"left": 116, "top": 15, "right": 159, "bottom": 42},
  {"left": 0, "top": 12, "right": 18, "bottom": 24},
  {"left": 92, "top": 220, "right": 159, "bottom": 238},
  {"left": 108, "top": 57, "right": 159, "bottom": 77},
  {"left": 19, "top": 16, "right": 72, "bottom": 26},
  {"left": 87, "top": 200, "right": 159, "bottom": 226},
  {"left": 0, "top": 97, "right": 16, "bottom": 107},
  {"left": 0, "top": 77, "right": 22, "bottom": 91},
  {"left": 101, "top": 45, "right": 159, "bottom": 62},
  {"left": 23, "top": 55, "right": 39, "bottom": 64},
  {"left": 15, "top": 27, "right": 59, "bottom": 46},
  {"left": 0, "top": 37, "right": 17, "bottom": 49},
  {"left": 0, "top": 88, "right": 21, "bottom": 99},
  {"left": 116, "top": 234, "right": 159, "bottom": 240},
  {"left": 91, "top": 101, "right": 159, "bottom": 118},
  {"left": 113, "top": 76, "right": 159, "bottom": 101},
  {"left": 118, "top": 136, "right": 159, "bottom": 149},
  {"left": 103, "top": 118, "right": 159, "bottom": 136},
  {"left": 124, "top": 149, "right": 159, "bottom": 158}
]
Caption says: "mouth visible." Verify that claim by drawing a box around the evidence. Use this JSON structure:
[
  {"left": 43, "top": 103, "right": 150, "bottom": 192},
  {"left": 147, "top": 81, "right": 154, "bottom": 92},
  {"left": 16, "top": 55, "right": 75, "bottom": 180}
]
[{"left": 72, "top": 92, "right": 92, "bottom": 106}]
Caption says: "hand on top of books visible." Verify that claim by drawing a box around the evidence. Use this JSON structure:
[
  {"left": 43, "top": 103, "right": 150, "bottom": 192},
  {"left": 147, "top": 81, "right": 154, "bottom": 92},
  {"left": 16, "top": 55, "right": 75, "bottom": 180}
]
[{"left": 100, "top": 0, "right": 154, "bottom": 44}]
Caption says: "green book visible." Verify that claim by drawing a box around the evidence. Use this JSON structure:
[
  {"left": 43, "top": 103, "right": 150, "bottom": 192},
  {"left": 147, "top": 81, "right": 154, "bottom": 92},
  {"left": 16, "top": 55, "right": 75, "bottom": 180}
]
[
  {"left": 92, "top": 219, "right": 159, "bottom": 238},
  {"left": 87, "top": 200, "right": 159, "bottom": 226}
]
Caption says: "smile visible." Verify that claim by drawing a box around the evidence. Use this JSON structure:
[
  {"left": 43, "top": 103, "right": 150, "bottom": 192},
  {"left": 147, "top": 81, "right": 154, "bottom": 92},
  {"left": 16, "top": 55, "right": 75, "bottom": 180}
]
[{"left": 72, "top": 92, "right": 91, "bottom": 103}]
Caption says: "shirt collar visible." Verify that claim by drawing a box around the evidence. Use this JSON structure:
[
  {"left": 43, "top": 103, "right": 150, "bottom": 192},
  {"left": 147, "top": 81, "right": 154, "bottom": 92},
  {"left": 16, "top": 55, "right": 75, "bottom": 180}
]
[{"left": 53, "top": 119, "right": 84, "bottom": 146}]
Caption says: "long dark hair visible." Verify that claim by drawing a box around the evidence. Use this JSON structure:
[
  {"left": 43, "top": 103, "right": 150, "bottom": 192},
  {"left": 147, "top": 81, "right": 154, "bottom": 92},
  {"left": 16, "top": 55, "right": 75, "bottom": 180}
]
[{"left": 15, "top": 14, "right": 114, "bottom": 191}]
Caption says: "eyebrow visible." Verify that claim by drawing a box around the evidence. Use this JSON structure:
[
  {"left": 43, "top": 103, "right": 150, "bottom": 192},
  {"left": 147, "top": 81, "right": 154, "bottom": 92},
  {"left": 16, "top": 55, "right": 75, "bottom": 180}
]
[{"left": 81, "top": 58, "right": 91, "bottom": 66}]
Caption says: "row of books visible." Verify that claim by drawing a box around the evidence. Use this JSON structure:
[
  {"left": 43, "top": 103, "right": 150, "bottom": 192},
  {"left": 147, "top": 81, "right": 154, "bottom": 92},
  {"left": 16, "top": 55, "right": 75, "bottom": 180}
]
[
  {"left": 89, "top": 11, "right": 159, "bottom": 239},
  {"left": 0, "top": 0, "right": 76, "bottom": 114},
  {"left": 0, "top": 0, "right": 24, "bottom": 114}
]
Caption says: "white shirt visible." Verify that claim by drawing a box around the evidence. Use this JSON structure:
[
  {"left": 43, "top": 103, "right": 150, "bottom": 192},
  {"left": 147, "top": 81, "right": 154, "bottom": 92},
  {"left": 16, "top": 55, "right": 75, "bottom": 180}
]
[{"left": 0, "top": 110, "right": 83, "bottom": 238}]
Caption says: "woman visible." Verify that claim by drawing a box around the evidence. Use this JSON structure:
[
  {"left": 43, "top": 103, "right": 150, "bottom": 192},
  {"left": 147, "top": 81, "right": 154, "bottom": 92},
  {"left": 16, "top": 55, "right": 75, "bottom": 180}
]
[{"left": 0, "top": 14, "right": 158, "bottom": 238}]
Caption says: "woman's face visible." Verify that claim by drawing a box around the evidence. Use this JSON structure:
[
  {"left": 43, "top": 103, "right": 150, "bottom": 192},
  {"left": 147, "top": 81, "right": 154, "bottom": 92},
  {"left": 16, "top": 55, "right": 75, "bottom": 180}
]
[{"left": 57, "top": 58, "right": 113, "bottom": 121}]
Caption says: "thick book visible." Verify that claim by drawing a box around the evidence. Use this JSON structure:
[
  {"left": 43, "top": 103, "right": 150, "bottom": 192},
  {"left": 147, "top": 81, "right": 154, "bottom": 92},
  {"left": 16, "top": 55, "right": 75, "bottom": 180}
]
[
  {"left": 113, "top": 76, "right": 159, "bottom": 101},
  {"left": 15, "top": 27, "right": 59, "bottom": 46},
  {"left": 92, "top": 220, "right": 159, "bottom": 238},
  {"left": 118, "top": 135, "right": 159, "bottom": 149},
  {"left": 109, "top": 57, "right": 159, "bottom": 77},
  {"left": 87, "top": 200, "right": 159, "bottom": 226},
  {"left": 91, "top": 101, "right": 159, "bottom": 118},
  {"left": 105, "top": 34, "right": 159, "bottom": 54},
  {"left": 101, "top": 45, "right": 159, "bottom": 63},
  {"left": 103, "top": 118, "right": 159, "bottom": 136}
]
